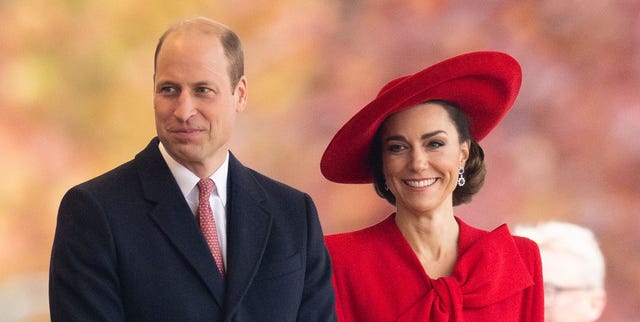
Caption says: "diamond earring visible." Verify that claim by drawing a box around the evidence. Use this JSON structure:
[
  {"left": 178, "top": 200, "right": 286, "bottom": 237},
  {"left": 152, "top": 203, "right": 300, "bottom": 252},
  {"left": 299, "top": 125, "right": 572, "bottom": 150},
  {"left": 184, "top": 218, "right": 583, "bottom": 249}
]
[{"left": 457, "top": 167, "right": 466, "bottom": 187}]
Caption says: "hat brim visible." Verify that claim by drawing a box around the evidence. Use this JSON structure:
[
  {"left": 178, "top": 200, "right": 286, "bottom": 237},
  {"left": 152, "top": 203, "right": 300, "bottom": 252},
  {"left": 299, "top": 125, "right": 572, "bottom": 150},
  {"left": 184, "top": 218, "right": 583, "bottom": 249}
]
[{"left": 320, "top": 51, "right": 522, "bottom": 184}]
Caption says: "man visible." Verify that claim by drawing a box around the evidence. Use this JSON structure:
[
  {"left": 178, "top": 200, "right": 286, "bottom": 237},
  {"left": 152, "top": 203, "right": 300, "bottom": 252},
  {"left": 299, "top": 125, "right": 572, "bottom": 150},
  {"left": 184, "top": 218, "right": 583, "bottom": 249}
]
[
  {"left": 515, "top": 221, "right": 607, "bottom": 322},
  {"left": 49, "top": 17, "right": 336, "bottom": 321}
]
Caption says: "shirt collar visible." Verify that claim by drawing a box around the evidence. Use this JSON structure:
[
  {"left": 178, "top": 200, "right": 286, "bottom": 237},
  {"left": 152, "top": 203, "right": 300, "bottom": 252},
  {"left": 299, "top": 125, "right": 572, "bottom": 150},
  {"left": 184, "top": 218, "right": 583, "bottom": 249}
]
[{"left": 159, "top": 142, "right": 229, "bottom": 206}]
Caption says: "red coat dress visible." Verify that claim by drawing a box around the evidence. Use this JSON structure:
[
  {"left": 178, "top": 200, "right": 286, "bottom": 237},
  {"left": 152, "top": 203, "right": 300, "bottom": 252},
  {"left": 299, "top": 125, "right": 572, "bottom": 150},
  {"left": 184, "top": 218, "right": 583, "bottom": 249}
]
[{"left": 325, "top": 215, "right": 544, "bottom": 322}]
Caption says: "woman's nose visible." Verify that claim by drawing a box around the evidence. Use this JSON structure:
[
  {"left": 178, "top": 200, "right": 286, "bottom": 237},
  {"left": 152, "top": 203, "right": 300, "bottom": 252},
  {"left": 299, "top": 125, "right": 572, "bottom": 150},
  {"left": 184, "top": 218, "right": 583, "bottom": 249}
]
[{"left": 409, "top": 150, "right": 428, "bottom": 171}]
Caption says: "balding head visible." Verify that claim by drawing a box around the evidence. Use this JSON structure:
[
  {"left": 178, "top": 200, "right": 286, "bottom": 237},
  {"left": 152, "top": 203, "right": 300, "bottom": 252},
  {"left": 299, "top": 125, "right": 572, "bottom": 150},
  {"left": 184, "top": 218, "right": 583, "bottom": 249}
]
[{"left": 154, "top": 17, "right": 244, "bottom": 91}]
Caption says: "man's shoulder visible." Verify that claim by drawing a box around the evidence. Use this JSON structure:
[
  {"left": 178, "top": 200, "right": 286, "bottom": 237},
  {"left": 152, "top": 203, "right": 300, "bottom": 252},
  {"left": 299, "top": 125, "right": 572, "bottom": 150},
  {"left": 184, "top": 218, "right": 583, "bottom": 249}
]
[
  {"left": 71, "top": 158, "right": 139, "bottom": 194},
  {"left": 242, "top": 166, "right": 308, "bottom": 197},
  {"left": 73, "top": 138, "right": 161, "bottom": 192},
  {"left": 229, "top": 153, "right": 308, "bottom": 197}
]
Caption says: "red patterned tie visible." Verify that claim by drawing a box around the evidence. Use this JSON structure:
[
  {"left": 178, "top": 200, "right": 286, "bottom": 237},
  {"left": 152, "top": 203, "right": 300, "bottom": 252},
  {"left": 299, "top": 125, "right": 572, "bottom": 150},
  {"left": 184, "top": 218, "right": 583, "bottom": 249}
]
[{"left": 197, "top": 178, "right": 225, "bottom": 277}]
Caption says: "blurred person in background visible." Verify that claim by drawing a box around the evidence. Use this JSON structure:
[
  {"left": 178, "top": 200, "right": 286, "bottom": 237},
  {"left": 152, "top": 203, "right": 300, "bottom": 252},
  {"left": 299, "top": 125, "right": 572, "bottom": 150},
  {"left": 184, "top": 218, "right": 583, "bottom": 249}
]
[
  {"left": 320, "top": 51, "right": 543, "bottom": 321},
  {"left": 515, "top": 221, "right": 607, "bottom": 322},
  {"left": 49, "top": 17, "right": 335, "bottom": 321}
]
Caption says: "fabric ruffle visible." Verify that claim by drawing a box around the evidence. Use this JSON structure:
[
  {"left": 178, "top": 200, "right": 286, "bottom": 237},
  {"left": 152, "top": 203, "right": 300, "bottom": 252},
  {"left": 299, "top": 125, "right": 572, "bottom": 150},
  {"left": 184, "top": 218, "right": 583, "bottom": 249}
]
[{"left": 394, "top": 219, "right": 534, "bottom": 321}]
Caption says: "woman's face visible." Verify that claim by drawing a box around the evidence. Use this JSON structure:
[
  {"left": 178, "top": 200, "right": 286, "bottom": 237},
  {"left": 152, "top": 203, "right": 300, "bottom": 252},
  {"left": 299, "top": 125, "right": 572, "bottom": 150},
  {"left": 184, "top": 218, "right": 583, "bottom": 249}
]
[{"left": 380, "top": 102, "right": 469, "bottom": 215}]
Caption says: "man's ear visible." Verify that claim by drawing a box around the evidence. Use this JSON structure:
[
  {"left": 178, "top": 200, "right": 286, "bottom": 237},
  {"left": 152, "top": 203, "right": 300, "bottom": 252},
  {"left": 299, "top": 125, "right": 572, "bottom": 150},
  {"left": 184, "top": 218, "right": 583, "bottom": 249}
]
[
  {"left": 233, "top": 76, "right": 248, "bottom": 112},
  {"left": 587, "top": 289, "right": 606, "bottom": 321}
]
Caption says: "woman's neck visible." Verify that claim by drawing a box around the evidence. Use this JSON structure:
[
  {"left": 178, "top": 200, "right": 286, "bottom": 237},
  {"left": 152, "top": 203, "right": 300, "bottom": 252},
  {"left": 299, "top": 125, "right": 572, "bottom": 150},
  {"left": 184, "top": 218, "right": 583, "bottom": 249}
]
[{"left": 394, "top": 207, "right": 460, "bottom": 278}]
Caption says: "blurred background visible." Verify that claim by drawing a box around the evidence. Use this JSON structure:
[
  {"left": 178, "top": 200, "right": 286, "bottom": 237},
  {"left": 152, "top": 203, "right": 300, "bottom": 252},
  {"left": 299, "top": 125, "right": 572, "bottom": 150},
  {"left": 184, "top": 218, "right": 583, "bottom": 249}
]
[{"left": 1, "top": 0, "right": 639, "bottom": 320}]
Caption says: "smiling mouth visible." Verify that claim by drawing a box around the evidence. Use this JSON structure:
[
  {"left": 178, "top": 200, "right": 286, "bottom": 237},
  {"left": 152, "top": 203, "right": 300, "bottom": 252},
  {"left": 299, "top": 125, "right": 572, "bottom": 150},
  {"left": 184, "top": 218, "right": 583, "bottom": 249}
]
[
  {"left": 169, "top": 128, "right": 206, "bottom": 136},
  {"left": 171, "top": 128, "right": 203, "bottom": 133},
  {"left": 166, "top": 129, "right": 206, "bottom": 142},
  {"left": 404, "top": 178, "right": 437, "bottom": 188}
]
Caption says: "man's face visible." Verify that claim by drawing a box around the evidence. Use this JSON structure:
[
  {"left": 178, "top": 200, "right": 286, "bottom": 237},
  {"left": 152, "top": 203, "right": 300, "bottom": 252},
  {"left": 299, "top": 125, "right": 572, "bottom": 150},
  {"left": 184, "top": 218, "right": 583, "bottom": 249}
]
[
  {"left": 153, "top": 30, "right": 247, "bottom": 176},
  {"left": 542, "top": 249, "right": 605, "bottom": 322}
]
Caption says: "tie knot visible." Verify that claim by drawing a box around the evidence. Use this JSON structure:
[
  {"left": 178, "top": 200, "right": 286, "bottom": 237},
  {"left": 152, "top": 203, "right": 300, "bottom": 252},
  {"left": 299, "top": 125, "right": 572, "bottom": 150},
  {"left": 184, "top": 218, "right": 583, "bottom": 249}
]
[{"left": 197, "top": 178, "right": 214, "bottom": 197}]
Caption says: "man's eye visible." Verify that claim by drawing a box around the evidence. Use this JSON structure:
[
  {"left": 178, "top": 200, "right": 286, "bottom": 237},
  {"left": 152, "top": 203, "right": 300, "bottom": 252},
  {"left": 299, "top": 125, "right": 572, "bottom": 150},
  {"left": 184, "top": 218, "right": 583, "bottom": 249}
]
[
  {"left": 159, "top": 86, "right": 176, "bottom": 94},
  {"left": 195, "top": 87, "right": 213, "bottom": 94}
]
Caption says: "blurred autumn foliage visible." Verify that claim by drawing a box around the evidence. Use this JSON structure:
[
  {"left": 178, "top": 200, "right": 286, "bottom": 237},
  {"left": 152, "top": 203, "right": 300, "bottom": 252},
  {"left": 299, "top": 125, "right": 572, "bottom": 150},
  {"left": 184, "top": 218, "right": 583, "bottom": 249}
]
[{"left": 1, "top": 0, "right": 639, "bottom": 320}]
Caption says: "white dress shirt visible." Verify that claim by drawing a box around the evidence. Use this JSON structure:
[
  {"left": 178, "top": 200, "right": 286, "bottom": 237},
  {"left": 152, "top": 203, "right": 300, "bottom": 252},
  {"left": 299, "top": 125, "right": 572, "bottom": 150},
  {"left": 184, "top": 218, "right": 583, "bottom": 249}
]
[{"left": 159, "top": 142, "right": 228, "bottom": 268}]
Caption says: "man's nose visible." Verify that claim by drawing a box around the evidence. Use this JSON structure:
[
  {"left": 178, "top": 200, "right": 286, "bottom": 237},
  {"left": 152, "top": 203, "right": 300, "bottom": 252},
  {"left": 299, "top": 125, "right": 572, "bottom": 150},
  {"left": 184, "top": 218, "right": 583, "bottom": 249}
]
[{"left": 173, "top": 92, "right": 197, "bottom": 121}]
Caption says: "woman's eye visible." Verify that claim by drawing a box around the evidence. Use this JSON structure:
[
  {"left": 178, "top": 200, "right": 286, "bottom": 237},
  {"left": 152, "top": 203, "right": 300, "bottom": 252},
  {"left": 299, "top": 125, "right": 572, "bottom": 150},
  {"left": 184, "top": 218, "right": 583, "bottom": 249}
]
[
  {"left": 387, "top": 144, "right": 406, "bottom": 153},
  {"left": 428, "top": 141, "right": 444, "bottom": 148}
]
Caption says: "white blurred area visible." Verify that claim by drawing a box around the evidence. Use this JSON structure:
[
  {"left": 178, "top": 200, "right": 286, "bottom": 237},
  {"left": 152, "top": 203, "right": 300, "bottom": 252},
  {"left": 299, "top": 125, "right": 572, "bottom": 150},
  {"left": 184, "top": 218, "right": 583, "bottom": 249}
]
[{"left": 0, "top": 273, "right": 48, "bottom": 321}]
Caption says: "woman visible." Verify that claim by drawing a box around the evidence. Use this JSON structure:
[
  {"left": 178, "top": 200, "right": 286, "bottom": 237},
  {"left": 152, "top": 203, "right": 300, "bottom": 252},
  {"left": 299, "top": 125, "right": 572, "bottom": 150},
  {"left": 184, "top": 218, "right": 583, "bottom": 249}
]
[{"left": 321, "top": 51, "right": 544, "bottom": 321}]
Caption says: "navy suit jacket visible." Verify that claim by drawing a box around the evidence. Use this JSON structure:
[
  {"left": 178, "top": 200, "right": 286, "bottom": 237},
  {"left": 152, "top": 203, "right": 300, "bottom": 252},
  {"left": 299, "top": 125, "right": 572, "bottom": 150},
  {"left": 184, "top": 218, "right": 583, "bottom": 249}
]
[{"left": 50, "top": 138, "right": 336, "bottom": 321}]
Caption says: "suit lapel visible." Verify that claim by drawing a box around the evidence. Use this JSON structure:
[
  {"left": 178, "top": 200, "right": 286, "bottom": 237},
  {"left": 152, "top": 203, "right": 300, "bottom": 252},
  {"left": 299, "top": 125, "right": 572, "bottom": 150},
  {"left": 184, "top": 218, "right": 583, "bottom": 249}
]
[
  {"left": 134, "top": 138, "right": 226, "bottom": 308},
  {"left": 224, "top": 153, "right": 273, "bottom": 318}
]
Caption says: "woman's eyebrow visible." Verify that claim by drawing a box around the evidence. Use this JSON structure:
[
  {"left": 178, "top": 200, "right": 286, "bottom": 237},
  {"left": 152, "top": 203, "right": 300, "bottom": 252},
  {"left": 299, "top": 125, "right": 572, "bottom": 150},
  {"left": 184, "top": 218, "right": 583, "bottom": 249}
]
[
  {"left": 421, "top": 130, "right": 447, "bottom": 140},
  {"left": 384, "top": 130, "right": 446, "bottom": 143}
]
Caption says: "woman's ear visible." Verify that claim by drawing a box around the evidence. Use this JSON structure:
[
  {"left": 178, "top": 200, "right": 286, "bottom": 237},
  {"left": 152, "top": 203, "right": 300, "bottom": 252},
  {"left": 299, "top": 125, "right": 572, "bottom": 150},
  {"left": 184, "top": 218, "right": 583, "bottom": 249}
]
[{"left": 460, "top": 140, "right": 470, "bottom": 165}]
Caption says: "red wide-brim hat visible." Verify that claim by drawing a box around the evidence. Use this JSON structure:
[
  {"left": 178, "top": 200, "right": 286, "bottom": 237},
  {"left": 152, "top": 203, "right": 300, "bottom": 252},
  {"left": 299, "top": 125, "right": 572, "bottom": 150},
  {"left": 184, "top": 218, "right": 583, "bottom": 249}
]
[{"left": 320, "top": 51, "right": 522, "bottom": 184}]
